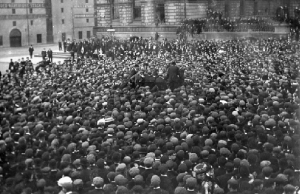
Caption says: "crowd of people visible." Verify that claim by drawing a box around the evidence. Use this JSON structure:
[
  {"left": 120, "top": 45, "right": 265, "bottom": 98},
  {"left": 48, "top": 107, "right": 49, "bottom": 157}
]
[
  {"left": 177, "top": 17, "right": 276, "bottom": 38},
  {"left": 0, "top": 35, "right": 300, "bottom": 194}
]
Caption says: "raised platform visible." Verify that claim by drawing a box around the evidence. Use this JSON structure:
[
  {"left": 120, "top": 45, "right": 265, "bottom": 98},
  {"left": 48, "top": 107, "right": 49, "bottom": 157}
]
[{"left": 34, "top": 51, "right": 71, "bottom": 59}]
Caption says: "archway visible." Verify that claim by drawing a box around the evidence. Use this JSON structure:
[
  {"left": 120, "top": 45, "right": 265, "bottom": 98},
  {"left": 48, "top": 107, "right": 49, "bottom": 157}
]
[{"left": 10, "top": 29, "right": 22, "bottom": 47}]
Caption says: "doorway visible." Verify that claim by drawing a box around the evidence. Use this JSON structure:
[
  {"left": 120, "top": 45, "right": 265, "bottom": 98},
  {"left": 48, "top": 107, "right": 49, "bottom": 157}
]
[{"left": 10, "top": 28, "right": 22, "bottom": 47}]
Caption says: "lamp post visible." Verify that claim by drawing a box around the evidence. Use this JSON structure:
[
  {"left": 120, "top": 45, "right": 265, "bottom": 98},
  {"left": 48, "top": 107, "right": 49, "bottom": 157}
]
[
  {"left": 26, "top": 0, "right": 30, "bottom": 45},
  {"left": 71, "top": 7, "right": 75, "bottom": 39}
]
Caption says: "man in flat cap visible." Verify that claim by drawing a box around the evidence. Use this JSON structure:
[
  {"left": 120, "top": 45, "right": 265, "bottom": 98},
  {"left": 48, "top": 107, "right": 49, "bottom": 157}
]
[{"left": 166, "top": 61, "right": 180, "bottom": 91}]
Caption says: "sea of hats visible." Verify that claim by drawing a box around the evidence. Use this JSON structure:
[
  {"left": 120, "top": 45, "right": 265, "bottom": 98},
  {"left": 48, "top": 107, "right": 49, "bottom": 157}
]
[{"left": 0, "top": 36, "right": 299, "bottom": 194}]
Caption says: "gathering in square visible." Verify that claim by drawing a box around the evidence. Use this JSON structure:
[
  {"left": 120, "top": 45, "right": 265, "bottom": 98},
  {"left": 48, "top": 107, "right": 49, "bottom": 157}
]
[{"left": 0, "top": 0, "right": 300, "bottom": 194}]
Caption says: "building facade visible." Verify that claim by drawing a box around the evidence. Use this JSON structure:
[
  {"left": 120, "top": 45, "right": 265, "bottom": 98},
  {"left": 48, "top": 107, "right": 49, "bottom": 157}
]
[
  {"left": 0, "top": 0, "right": 52, "bottom": 47},
  {"left": 0, "top": 0, "right": 299, "bottom": 47},
  {"left": 52, "top": 0, "right": 95, "bottom": 43},
  {"left": 95, "top": 0, "right": 300, "bottom": 27}
]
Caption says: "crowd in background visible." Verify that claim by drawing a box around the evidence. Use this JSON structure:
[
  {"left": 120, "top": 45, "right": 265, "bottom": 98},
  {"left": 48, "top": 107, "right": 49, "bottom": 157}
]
[
  {"left": 0, "top": 35, "right": 300, "bottom": 194},
  {"left": 177, "top": 17, "right": 275, "bottom": 37},
  {"left": 177, "top": 8, "right": 300, "bottom": 40}
]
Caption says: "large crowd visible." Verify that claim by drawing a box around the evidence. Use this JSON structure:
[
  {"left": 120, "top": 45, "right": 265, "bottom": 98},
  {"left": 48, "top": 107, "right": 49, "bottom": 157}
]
[
  {"left": 0, "top": 35, "right": 300, "bottom": 194},
  {"left": 177, "top": 7, "right": 300, "bottom": 39},
  {"left": 177, "top": 17, "right": 275, "bottom": 37}
]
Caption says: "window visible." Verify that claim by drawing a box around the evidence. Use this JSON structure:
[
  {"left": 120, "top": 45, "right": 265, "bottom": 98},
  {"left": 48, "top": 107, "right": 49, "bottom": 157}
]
[
  {"left": 86, "top": 0, "right": 88, "bottom": 3},
  {"left": 61, "top": 8, "right": 64, "bottom": 13},
  {"left": 79, "top": 31, "right": 82, "bottom": 39},
  {"left": 12, "top": 9, "right": 16, "bottom": 14},
  {"left": 13, "top": 21, "right": 16, "bottom": 26},
  {"left": 29, "top": 8, "right": 33, "bottom": 14},
  {"left": 62, "top": 19, "right": 64, "bottom": 24},
  {"left": 30, "top": 20, "right": 33, "bottom": 25},
  {"left": 37, "top": 34, "right": 42, "bottom": 43},
  {"left": 87, "top": 31, "right": 91, "bottom": 39},
  {"left": 86, "top": 18, "right": 89, "bottom": 23},
  {"left": 11, "top": 0, "right": 15, "bottom": 3},
  {"left": 0, "top": 36, "right": 3, "bottom": 46},
  {"left": 86, "top": 8, "right": 89, "bottom": 12},
  {"left": 29, "top": 0, "right": 32, "bottom": 3},
  {"left": 61, "top": 0, "right": 63, "bottom": 3}
]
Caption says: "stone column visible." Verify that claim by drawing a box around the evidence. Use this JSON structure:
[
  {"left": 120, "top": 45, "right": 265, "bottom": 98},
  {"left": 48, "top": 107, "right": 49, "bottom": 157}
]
[
  {"left": 244, "top": 0, "right": 255, "bottom": 17},
  {"left": 165, "top": 0, "right": 185, "bottom": 25},
  {"left": 228, "top": 0, "right": 241, "bottom": 18},
  {"left": 213, "top": 0, "right": 226, "bottom": 15},
  {"left": 141, "top": 0, "right": 156, "bottom": 26},
  {"left": 185, "top": 0, "right": 208, "bottom": 19},
  {"left": 290, "top": 0, "right": 300, "bottom": 17},
  {"left": 96, "top": 1, "right": 111, "bottom": 27},
  {"left": 256, "top": 0, "right": 270, "bottom": 16},
  {"left": 119, "top": 0, "right": 133, "bottom": 25},
  {"left": 269, "top": 0, "right": 281, "bottom": 17}
]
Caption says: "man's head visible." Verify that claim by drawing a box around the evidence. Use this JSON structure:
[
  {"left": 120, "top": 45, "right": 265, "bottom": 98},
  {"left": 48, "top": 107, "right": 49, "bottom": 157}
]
[{"left": 227, "top": 179, "right": 239, "bottom": 191}]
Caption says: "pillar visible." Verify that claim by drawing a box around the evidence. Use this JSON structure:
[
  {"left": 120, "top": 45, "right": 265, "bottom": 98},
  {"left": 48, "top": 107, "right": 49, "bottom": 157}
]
[
  {"left": 269, "top": 0, "right": 282, "bottom": 17},
  {"left": 290, "top": 0, "right": 300, "bottom": 18},
  {"left": 185, "top": 0, "right": 208, "bottom": 19},
  {"left": 243, "top": 0, "right": 255, "bottom": 17},
  {"left": 256, "top": 0, "right": 269, "bottom": 16},
  {"left": 141, "top": 0, "right": 156, "bottom": 25},
  {"left": 96, "top": 1, "right": 111, "bottom": 27},
  {"left": 119, "top": 0, "right": 133, "bottom": 25},
  {"left": 227, "top": 0, "right": 241, "bottom": 18},
  {"left": 165, "top": 0, "right": 184, "bottom": 25},
  {"left": 213, "top": 0, "right": 226, "bottom": 16}
]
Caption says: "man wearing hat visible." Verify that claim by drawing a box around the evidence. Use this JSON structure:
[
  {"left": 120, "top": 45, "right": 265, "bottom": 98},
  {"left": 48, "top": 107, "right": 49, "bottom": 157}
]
[
  {"left": 227, "top": 179, "right": 239, "bottom": 194},
  {"left": 141, "top": 157, "right": 156, "bottom": 180},
  {"left": 146, "top": 175, "right": 169, "bottom": 194},
  {"left": 217, "top": 162, "right": 234, "bottom": 193},
  {"left": 193, "top": 162, "right": 219, "bottom": 194},
  {"left": 166, "top": 61, "right": 180, "bottom": 91},
  {"left": 57, "top": 176, "right": 75, "bottom": 194},
  {"left": 88, "top": 177, "right": 105, "bottom": 194}
]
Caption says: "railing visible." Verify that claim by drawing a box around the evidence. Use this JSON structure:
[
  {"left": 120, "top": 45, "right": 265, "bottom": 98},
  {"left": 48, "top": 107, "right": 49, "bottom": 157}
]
[{"left": 95, "top": 26, "right": 178, "bottom": 32}]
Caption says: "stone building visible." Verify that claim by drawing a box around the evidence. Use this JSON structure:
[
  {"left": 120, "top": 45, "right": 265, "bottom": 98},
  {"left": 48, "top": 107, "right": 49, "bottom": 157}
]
[
  {"left": 0, "top": 0, "right": 52, "bottom": 47},
  {"left": 52, "top": 0, "right": 95, "bottom": 43},
  {"left": 1, "top": 0, "right": 299, "bottom": 47},
  {"left": 95, "top": 0, "right": 300, "bottom": 27}
]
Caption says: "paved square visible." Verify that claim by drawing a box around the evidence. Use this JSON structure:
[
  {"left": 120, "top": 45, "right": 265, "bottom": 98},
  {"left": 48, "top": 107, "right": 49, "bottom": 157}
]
[{"left": 0, "top": 44, "right": 66, "bottom": 74}]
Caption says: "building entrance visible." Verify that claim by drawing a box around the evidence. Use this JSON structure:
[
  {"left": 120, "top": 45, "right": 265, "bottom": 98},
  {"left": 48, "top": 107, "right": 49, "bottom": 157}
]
[{"left": 10, "top": 29, "right": 22, "bottom": 47}]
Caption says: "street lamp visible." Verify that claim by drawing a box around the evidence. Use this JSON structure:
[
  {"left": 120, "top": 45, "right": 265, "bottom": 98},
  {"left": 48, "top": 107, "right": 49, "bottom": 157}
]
[
  {"left": 26, "top": 0, "right": 30, "bottom": 45},
  {"left": 71, "top": 7, "right": 75, "bottom": 39}
]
